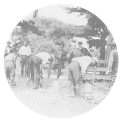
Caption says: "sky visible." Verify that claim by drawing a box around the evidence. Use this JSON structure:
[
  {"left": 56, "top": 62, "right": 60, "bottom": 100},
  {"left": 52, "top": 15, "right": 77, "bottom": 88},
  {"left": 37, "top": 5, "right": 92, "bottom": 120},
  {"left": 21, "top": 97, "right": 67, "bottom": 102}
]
[{"left": 24, "top": 4, "right": 88, "bottom": 26}]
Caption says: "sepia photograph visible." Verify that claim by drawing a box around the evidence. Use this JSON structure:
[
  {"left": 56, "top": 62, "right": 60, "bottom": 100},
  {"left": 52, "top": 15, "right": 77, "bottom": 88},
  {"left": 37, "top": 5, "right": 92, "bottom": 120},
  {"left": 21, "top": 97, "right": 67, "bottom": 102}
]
[{"left": 4, "top": 4, "right": 118, "bottom": 118}]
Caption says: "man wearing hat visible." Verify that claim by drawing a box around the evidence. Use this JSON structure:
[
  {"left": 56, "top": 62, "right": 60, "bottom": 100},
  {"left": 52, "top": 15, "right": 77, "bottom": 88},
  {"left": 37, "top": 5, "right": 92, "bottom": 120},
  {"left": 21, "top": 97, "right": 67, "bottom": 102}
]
[
  {"left": 18, "top": 40, "right": 31, "bottom": 78},
  {"left": 77, "top": 41, "right": 92, "bottom": 57}
]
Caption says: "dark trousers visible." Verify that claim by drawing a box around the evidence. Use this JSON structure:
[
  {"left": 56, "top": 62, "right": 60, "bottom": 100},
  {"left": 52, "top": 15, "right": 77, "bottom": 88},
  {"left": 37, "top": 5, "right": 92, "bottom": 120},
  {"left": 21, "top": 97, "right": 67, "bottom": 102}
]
[
  {"left": 21, "top": 55, "right": 29, "bottom": 77},
  {"left": 30, "top": 56, "right": 42, "bottom": 88},
  {"left": 57, "top": 65, "right": 62, "bottom": 79}
]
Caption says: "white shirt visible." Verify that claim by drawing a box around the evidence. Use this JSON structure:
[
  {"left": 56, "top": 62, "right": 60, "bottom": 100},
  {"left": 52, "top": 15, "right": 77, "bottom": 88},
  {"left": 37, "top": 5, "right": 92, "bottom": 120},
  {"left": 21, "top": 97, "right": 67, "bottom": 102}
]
[
  {"left": 18, "top": 45, "right": 31, "bottom": 56},
  {"left": 4, "top": 53, "right": 16, "bottom": 64},
  {"left": 72, "top": 56, "right": 96, "bottom": 75},
  {"left": 35, "top": 52, "right": 51, "bottom": 64}
]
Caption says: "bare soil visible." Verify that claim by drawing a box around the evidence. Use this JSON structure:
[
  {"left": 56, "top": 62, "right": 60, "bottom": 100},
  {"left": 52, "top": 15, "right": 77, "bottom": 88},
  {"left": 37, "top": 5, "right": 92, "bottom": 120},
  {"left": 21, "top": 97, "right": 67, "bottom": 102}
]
[{"left": 10, "top": 70, "right": 111, "bottom": 118}]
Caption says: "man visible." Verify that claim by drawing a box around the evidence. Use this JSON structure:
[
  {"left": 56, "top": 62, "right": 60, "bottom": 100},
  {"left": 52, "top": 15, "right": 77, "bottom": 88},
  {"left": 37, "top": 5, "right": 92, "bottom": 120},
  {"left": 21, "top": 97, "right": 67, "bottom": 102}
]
[
  {"left": 18, "top": 40, "right": 31, "bottom": 77},
  {"left": 4, "top": 41, "right": 11, "bottom": 57},
  {"left": 67, "top": 42, "right": 82, "bottom": 64},
  {"left": 106, "top": 43, "right": 118, "bottom": 81},
  {"left": 67, "top": 42, "right": 83, "bottom": 88},
  {"left": 29, "top": 52, "right": 53, "bottom": 89},
  {"left": 77, "top": 41, "right": 92, "bottom": 57},
  {"left": 52, "top": 46, "right": 66, "bottom": 79},
  {"left": 35, "top": 51, "right": 53, "bottom": 78},
  {"left": 56, "top": 46, "right": 66, "bottom": 79},
  {"left": 4, "top": 48, "right": 17, "bottom": 86}
]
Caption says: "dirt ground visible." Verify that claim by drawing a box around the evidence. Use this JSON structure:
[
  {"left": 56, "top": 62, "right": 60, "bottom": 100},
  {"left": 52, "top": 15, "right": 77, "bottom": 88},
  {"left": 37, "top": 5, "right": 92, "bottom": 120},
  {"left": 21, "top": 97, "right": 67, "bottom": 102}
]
[
  {"left": 8, "top": 60, "right": 112, "bottom": 118},
  {"left": 10, "top": 68, "right": 112, "bottom": 118}
]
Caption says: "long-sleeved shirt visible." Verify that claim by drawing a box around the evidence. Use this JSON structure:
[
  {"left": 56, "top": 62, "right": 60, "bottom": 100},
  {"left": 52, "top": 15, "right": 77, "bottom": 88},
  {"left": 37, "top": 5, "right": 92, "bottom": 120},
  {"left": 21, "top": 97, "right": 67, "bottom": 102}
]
[{"left": 18, "top": 45, "right": 31, "bottom": 56}]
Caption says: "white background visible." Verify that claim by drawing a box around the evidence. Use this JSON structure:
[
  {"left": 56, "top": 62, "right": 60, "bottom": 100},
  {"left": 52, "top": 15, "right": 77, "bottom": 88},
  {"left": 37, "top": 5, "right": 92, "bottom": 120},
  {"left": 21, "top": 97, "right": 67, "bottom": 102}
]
[{"left": 0, "top": 0, "right": 124, "bottom": 123}]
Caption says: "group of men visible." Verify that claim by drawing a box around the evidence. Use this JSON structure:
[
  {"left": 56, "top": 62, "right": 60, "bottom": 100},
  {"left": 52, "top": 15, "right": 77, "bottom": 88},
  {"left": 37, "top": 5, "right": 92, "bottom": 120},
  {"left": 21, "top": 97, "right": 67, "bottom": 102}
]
[
  {"left": 4, "top": 40, "right": 32, "bottom": 86},
  {"left": 4, "top": 40, "right": 66, "bottom": 87},
  {"left": 67, "top": 41, "right": 92, "bottom": 63},
  {"left": 4, "top": 38, "right": 118, "bottom": 87},
  {"left": 67, "top": 41, "right": 97, "bottom": 78},
  {"left": 67, "top": 41, "right": 118, "bottom": 77}
]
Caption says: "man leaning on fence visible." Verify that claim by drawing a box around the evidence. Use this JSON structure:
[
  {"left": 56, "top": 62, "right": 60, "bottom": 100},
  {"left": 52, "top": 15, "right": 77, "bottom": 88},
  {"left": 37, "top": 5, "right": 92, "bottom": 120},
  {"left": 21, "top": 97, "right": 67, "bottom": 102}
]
[{"left": 18, "top": 40, "right": 31, "bottom": 78}]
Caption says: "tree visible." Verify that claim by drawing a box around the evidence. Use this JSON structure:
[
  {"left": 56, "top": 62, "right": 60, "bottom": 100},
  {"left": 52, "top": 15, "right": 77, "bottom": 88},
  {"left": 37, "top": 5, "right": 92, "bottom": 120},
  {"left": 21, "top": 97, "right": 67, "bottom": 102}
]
[
  {"left": 63, "top": 7, "right": 109, "bottom": 42},
  {"left": 17, "top": 20, "right": 41, "bottom": 36},
  {"left": 63, "top": 6, "right": 111, "bottom": 59}
]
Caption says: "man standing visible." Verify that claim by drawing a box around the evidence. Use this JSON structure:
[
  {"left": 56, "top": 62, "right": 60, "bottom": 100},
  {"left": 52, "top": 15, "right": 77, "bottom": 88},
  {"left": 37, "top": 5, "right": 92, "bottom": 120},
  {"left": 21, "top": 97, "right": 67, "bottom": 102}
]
[
  {"left": 56, "top": 46, "right": 66, "bottom": 79},
  {"left": 77, "top": 41, "right": 92, "bottom": 57},
  {"left": 18, "top": 40, "right": 31, "bottom": 78},
  {"left": 52, "top": 46, "right": 66, "bottom": 79}
]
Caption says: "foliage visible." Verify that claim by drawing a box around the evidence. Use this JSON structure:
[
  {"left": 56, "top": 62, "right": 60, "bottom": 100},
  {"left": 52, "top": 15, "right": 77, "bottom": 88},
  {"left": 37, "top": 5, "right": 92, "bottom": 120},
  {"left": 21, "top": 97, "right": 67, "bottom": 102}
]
[
  {"left": 13, "top": 8, "right": 112, "bottom": 56},
  {"left": 14, "top": 16, "right": 87, "bottom": 54},
  {"left": 63, "top": 7, "right": 110, "bottom": 43}
]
